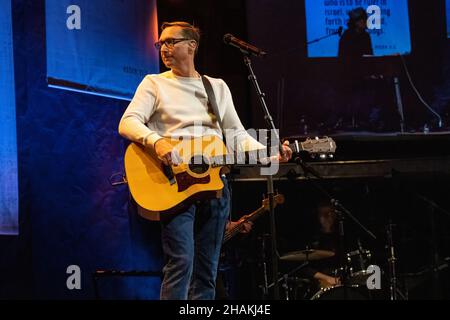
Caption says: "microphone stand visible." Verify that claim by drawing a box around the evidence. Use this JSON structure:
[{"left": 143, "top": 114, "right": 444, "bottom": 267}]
[
  {"left": 307, "top": 29, "right": 342, "bottom": 45},
  {"left": 241, "top": 52, "right": 284, "bottom": 300}
]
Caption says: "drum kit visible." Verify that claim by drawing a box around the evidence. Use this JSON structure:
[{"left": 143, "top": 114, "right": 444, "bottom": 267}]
[
  {"left": 261, "top": 192, "right": 406, "bottom": 300},
  {"left": 278, "top": 246, "right": 375, "bottom": 300}
]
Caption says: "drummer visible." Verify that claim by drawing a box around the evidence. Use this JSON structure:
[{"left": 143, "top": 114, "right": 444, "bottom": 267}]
[{"left": 301, "top": 201, "right": 341, "bottom": 289}]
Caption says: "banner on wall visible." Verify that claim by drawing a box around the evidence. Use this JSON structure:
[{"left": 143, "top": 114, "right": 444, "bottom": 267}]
[
  {"left": 305, "top": 0, "right": 411, "bottom": 58},
  {"left": 447, "top": 0, "right": 450, "bottom": 38},
  {"left": 46, "top": 0, "right": 160, "bottom": 100},
  {"left": 0, "top": 0, "right": 19, "bottom": 235}
]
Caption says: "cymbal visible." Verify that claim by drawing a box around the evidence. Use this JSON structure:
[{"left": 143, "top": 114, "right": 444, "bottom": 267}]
[{"left": 280, "top": 249, "right": 335, "bottom": 262}]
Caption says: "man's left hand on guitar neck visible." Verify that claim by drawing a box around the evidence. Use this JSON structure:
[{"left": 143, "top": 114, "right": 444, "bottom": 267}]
[{"left": 279, "top": 140, "right": 293, "bottom": 163}]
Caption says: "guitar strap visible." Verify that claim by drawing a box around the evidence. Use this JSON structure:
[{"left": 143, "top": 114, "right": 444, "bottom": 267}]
[{"left": 201, "top": 75, "right": 227, "bottom": 146}]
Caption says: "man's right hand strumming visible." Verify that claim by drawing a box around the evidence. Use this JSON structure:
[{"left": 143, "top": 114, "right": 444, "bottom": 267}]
[{"left": 154, "top": 138, "right": 181, "bottom": 166}]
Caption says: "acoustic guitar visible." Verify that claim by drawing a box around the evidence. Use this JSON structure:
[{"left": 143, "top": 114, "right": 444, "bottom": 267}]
[{"left": 124, "top": 135, "right": 335, "bottom": 219}]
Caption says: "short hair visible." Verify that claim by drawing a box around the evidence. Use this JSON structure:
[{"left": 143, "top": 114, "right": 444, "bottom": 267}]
[
  {"left": 347, "top": 7, "right": 368, "bottom": 28},
  {"left": 161, "top": 21, "right": 200, "bottom": 53}
]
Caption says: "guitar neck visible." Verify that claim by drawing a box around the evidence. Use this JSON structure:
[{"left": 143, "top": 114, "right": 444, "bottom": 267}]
[
  {"left": 209, "top": 140, "right": 308, "bottom": 166},
  {"left": 194, "top": 137, "right": 335, "bottom": 167},
  {"left": 223, "top": 205, "right": 268, "bottom": 243},
  {"left": 289, "top": 140, "right": 305, "bottom": 153},
  {"left": 210, "top": 151, "right": 261, "bottom": 167}
]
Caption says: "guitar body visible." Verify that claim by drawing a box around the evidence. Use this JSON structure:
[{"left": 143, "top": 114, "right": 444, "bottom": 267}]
[{"left": 124, "top": 135, "right": 227, "bottom": 219}]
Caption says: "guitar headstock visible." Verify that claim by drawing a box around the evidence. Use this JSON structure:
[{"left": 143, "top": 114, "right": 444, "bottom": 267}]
[
  {"left": 291, "top": 137, "right": 337, "bottom": 159},
  {"left": 262, "top": 193, "right": 285, "bottom": 209}
]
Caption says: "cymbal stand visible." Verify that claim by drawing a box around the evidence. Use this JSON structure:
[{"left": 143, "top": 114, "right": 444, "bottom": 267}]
[
  {"left": 282, "top": 274, "right": 290, "bottom": 300},
  {"left": 386, "top": 221, "right": 407, "bottom": 300},
  {"left": 333, "top": 204, "right": 349, "bottom": 289},
  {"left": 257, "top": 234, "right": 270, "bottom": 299},
  {"left": 386, "top": 221, "right": 398, "bottom": 300}
]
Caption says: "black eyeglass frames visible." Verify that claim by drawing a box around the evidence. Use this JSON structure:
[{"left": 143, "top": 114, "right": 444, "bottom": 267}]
[{"left": 154, "top": 38, "right": 192, "bottom": 50}]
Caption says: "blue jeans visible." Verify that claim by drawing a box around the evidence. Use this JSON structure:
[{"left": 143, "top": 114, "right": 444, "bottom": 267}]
[{"left": 159, "top": 177, "right": 230, "bottom": 300}]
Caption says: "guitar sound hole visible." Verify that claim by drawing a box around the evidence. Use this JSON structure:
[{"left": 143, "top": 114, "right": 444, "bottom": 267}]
[{"left": 189, "top": 155, "right": 210, "bottom": 174}]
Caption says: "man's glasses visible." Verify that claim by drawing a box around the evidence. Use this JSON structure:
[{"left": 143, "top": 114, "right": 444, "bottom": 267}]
[{"left": 154, "top": 38, "right": 191, "bottom": 50}]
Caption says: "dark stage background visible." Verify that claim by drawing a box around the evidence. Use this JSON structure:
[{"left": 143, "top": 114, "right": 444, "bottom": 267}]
[{"left": 1, "top": 0, "right": 450, "bottom": 299}]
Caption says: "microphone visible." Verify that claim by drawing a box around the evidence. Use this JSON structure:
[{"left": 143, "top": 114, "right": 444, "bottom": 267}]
[
  {"left": 223, "top": 33, "right": 267, "bottom": 57},
  {"left": 337, "top": 26, "right": 343, "bottom": 37}
]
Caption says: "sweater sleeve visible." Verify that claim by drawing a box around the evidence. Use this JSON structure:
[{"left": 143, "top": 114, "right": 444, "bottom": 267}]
[
  {"left": 118, "top": 76, "right": 163, "bottom": 147},
  {"left": 219, "top": 80, "right": 266, "bottom": 153}
]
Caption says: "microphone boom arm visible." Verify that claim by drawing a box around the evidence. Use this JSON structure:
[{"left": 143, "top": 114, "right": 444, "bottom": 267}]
[{"left": 307, "top": 27, "right": 342, "bottom": 45}]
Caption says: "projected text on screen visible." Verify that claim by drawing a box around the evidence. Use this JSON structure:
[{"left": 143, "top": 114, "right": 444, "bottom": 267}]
[{"left": 305, "top": 0, "right": 411, "bottom": 58}]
